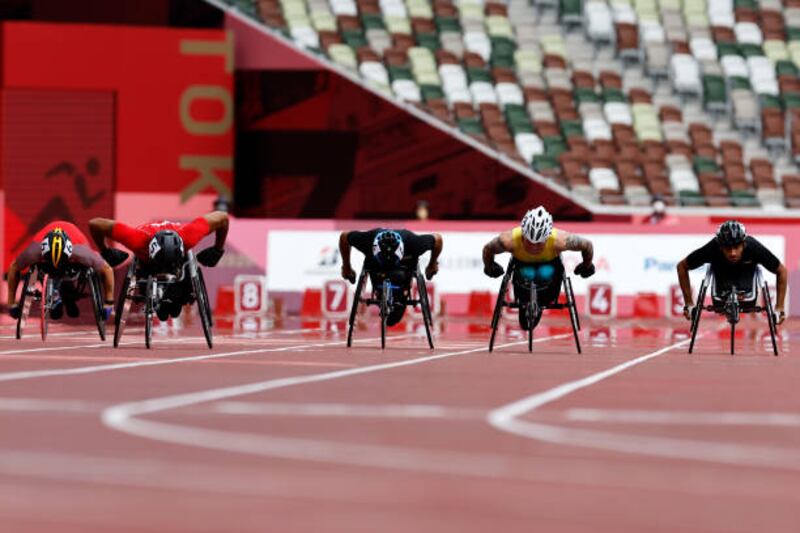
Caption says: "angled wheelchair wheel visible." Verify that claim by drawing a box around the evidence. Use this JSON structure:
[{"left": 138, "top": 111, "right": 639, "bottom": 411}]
[
  {"left": 89, "top": 271, "right": 106, "bottom": 341},
  {"left": 15, "top": 270, "right": 33, "bottom": 340},
  {"left": 489, "top": 267, "right": 513, "bottom": 353},
  {"left": 416, "top": 272, "right": 434, "bottom": 350},
  {"left": 763, "top": 282, "right": 779, "bottom": 356},
  {"left": 193, "top": 267, "right": 213, "bottom": 349},
  {"left": 346, "top": 270, "right": 367, "bottom": 348},
  {"left": 563, "top": 276, "right": 582, "bottom": 354},
  {"left": 727, "top": 290, "right": 739, "bottom": 356},
  {"left": 113, "top": 262, "right": 136, "bottom": 348},
  {"left": 144, "top": 276, "right": 155, "bottom": 350},
  {"left": 40, "top": 274, "right": 54, "bottom": 341},
  {"left": 380, "top": 279, "right": 391, "bottom": 350},
  {"left": 688, "top": 279, "right": 708, "bottom": 354}
]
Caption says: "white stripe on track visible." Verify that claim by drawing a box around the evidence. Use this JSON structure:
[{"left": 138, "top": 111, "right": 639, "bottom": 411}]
[
  {"left": 99, "top": 335, "right": 571, "bottom": 477},
  {"left": 212, "top": 401, "right": 484, "bottom": 420},
  {"left": 0, "top": 333, "right": 417, "bottom": 383},
  {"left": 488, "top": 337, "right": 800, "bottom": 470},
  {"left": 566, "top": 408, "right": 800, "bottom": 427}
]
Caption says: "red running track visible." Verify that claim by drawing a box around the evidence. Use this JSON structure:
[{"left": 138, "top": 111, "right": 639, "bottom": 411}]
[{"left": 0, "top": 314, "right": 798, "bottom": 533}]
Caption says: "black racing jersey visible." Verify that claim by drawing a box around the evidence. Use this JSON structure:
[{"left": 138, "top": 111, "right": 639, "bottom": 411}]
[{"left": 347, "top": 228, "right": 435, "bottom": 272}]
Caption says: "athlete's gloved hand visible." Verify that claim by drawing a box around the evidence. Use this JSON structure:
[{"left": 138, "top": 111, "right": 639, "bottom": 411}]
[
  {"left": 341, "top": 264, "right": 356, "bottom": 284},
  {"left": 102, "top": 305, "right": 113, "bottom": 321},
  {"left": 8, "top": 305, "right": 21, "bottom": 320},
  {"left": 425, "top": 260, "right": 439, "bottom": 281},
  {"left": 574, "top": 262, "right": 596, "bottom": 278},
  {"left": 775, "top": 308, "right": 786, "bottom": 325},
  {"left": 101, "top": 248, "right": 130, "bottom": 267},
  {"left": 197, "top": 246, "right": 224, "bottom": 267},
  {"left": 484, "top": 262, "right": 504, "bottom": 278}
]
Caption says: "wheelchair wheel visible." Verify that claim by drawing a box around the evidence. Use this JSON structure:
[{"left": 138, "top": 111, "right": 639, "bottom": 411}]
[
  {"left": 763, "top": 282, "right": 779, "bottom": 356},
  {"left": 113, "top": 262, "right": 135, "bottom": 348},
  {"left": 688, "top": 279, "right": 708, "bottom": 354},
  {"left": 346, "top": 270, "right": 366, "bottom": 348},
  {"left": 380, "top": 279, "right": 391, "bottom": 350},
  {"left": 15, "top": 270, "right": 33, "bottom": 340},
  {"left": 192, "top": 267, "right": 213, "bottom": 349},
  {"left": 564, "top": 276, "right": 582, "bottom": 354},
  {"left": 488, "top": 268, "right": 513, "bottom": 353},
  {"left": 565, "top": 276, "right": 581, "bottom": 331},
  {"left": 40, "top": 274, "right": 54, "bottom": 341},
  {"left": 89, "top": 272, "right": 106, "bottom": 341},
  {"left": 526, "top": 283, "right": 538, "bottom": 352},
  {"left": 416, "top": 272, "right": 434, "bottom": 350},
  {"left": 144, "top": 276, "right": 155, "bottom": 350}
]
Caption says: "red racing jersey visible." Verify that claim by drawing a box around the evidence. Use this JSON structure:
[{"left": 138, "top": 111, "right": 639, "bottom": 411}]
[
  {"left": 110, "top": 217, "right": 211, "bottom": 260},
  {"left": 34, "top": 221, "right": 89, "bottom": 245}
]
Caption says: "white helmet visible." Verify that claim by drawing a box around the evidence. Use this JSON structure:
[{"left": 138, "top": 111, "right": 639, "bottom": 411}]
[{"left": 521, "top": 206, "right": 553, "bottom": 244}]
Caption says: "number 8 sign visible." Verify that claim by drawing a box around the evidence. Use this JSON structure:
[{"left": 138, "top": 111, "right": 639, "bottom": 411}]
[{"left": 234, "top": 275, "right": 268, "bottom": 314}]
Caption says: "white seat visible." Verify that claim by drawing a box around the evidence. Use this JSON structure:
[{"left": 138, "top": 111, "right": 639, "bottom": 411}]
[
  {"left": 734, "top": 22, "right": 763, "bottom": 46},
  {"left": 584, "top": 117, "right": 613, "bottom": 141},
  {"left": 589, "top": 167, "right": 620, "bottom": 191},
  {"left": 669, "top": 168, "right": 700, "bottom": 193},
  {"left": 469, "top": 81, "right": 498, "bottom": 104},
  {"left": 584, "top": 1, "right": 614, "bottom": 42},
  {"left": 330, "top": 0, "right": 358, "bottom": 16},
  {"left": 359, "top": 61, "right": 390, "bottom": 86},
  {"left": 640, "top": 20, "right": 666, "bottom": 43},
  {"left": 670, "top": 53, "right": 701, "bottom": 94},
  {"left": 291, "top": 27, "right": 319, "bottom": 49},
  {"left": 604, "top": 102, "right": 633, "bottom": 125},
  {"left": 496, "top": 82, "right": 524, "bottom": 108},
  {"left": 439, "top": 64, "right": 468, "bottom": 91},
  {"left": 463, "top": 31, "right": 492, "bottom": 61},
  {"left": 391, "top": 79, "right": 421, "bottom": 102},
  {"left": 445, "top": 86, "right": 473, "bottom": 106},
  {"left": 721, "top": 55, "right": 748, "bottom": 78},
  {"left": 514, "top": 133, "right": 544, "bottom": 163},
  {"left": 690, "top": 37, "right": 717, "bottom": 62}
]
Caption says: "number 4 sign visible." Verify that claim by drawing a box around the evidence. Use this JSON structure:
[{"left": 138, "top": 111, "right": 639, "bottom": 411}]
[
  {"left": 587, "top": 283, "right": 614, "bottom": 317},
  {"left": 322, "top": 279, "right": 352, "bottom": 318}
]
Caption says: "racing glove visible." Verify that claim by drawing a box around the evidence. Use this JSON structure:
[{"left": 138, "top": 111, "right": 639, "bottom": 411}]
[
  {"left": 9, "top": 305, "right": 21, "bottom": 319},
  {"left": 197, "top": 246, "right": 225, "bottom": 267},
  {"left": 101, "top": 248, "right": 130, "bottom": 267},
  {"left": 574, "top": 262, "right": 596, "bottom": 278},
  {"left": 484, "top": 262, "right": 505, "bottom": 278}
]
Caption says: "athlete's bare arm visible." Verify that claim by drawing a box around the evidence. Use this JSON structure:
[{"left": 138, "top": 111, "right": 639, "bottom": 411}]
[
  {"left": 558, "top": 231, "right": 594, "bottom": 265},
  {"left": 89, "top": 217, "right": 116, "bottom": 252},
  {"left": 6, "top": 260, "right": 20, "bottom": 307},
  {"left": 482, "top": 231, "right": 513, "bottom": 268},
  {"left": 338, "top": 232, "right": 356, "bottom": 283},
  {"left": 202, "top": 211, "right": 229, "bottom": 249}
]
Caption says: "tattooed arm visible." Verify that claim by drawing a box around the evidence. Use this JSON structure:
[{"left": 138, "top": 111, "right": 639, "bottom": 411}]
[
  {"left": 560, "top": 232, "right": 595, "bottom": 278},
  {"left": 482, "top": 231, "right": 513, "bottom": 277}
]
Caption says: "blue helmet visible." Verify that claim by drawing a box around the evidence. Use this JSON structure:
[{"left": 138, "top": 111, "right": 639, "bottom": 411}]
[{"left": 372, "top": 230, "right": 404, "bottom": 265}]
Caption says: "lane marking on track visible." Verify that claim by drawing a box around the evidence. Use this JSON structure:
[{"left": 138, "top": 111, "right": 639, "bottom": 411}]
[
  {"left": 0, "top": 333, "right": 418, "bottom": 383},
  {"left": 212, "top": 401, "right": 485, "bottom": 420},
  {"left": 565, "top": 408, "right": 800, "bottom": 427},
  {"left": 99, "top": 335, "right": 571, "bottom": 478},
  {"left": 488, "top": 337, "right": 800, "bottom": 470},
  {"left": 0, "top": 398, "right": 100, "bottom": 413}
]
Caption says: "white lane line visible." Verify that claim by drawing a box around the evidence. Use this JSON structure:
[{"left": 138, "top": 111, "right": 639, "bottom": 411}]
[
  {"left": 0, "top": 398, "right": 100, "bottom": 413},
  {"left": 0, "top": 340, "right": 142, "bottom": 357},
  {"left": 213, "top": 401, "right": 485, "bottom": 420},
  {"left": 566, "top": 408, "right": 800, "bottom": 427},
  {"left": 0, "top": 331, "right": 91, "bottom": 340},
  {"left": 0, "top": 333, "right": 417, "bottom": 383},
  {"left": 100, "top": 335, "right": 570, "bottom": 477},
  {"left": 488, "top": 338, "right": 800, "bottom": 470}
]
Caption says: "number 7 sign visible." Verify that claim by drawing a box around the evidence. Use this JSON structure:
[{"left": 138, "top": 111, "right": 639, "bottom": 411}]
[{"left": 322, "top": 279, "right": 352, "bottom": 318}]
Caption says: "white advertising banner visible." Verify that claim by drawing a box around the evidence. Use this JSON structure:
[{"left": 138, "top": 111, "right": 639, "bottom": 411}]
[{"left": 266, "top": 230, "right": 785, "bottom": 296}]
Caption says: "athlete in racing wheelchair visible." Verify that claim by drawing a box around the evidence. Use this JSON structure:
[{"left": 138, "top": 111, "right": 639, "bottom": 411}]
[
  {"left": 677, "top": 220, "right": 787, "bottom": 355},
  {"left": 340, "top": 228, "right": 443, "bottom": 349},
  {"left": 482, "top": 206, "right": 595, "bottom": 353}
]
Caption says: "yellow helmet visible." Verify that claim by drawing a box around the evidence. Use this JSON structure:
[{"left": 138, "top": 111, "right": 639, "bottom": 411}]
[{"left": 40, "top": 228, "right": 73, "bottom": 271}]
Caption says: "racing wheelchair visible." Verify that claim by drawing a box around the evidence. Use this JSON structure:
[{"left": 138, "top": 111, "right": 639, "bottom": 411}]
[
  {"left": 488, "top": 257, "right": 581, "bottom": 353},
  {"left": 688, "top": 266, "right": 779, "bottom": 356},
  {"left": 113, "top": 250, "right": 213, "bottom": 349},
  {"left": 346, "top": 264, "right": 435, "bottom": 350},
  {"left": 15, "top": 263, "right": 107, "bottom": 341}
]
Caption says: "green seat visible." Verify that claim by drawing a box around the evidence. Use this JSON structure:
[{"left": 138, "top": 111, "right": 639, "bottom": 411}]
[
  {"left": 602, "top": 87, "right": 626, "bottom": 102},
  {"left": 760, "top": 94, "right": 782, "bottom": 109},
  {"left": 730, "top": 190, "right": 759, "bottom": 207},
  {"left": 490, "top": 54, "right": 515, "bottom": 69},
  {"left": 389, "top": 65, "right": 413, "bottom": 80},
  {"left": 543, "top": 136, "right": 567, "bottom": 157},
  {"left": 435, "top": 17, "right": 461, "bottom": 33},
  {"left": 532, "top": 154, "right": 559, "bottom": 172},
  {"left": 491, "top": 37, "right": 517, "bottom": 56},
  {"left": 560, "top": 119, "right": 584, "bottom": 139},
  {"left": 717, "top": 42, "right": 739, "bottom": 56},
  {"left": 421, "top": 84, "right": 445, "bottom": 102},
  {"left": 467, "top": 67, "right": 492, "bottom": 83},
  {"left": 458, "top": 117, "right": 484, "bottom": 135},
  {"left": 733, "top": 0, "right": 757, "bottom": 8},
  {"left": 560, "top": 0, "right": 583, "bottom": 18},
  {"left": 729, "top": 76, "right": 751, "bottom": 90},
  {"left": 678, "top": 190, "right": 706, "bottom": 206},
  {"left": 787, "top": 27, "right": 800, "bottom": 42},
  {"left": 702, "top": 75, "right": 726, "bottom": 107},
  {"left": 342, "top": 30, "right": 367, "bottom": 49},
  {"left": 784, "top": 93, "right": 800, "bottom": 109},
  {"left": 417, "top": 33, "right": 440, "bottom": 51},
  {"left": 739, "top": 43, "right": 764, "bottom": 58},
  {"left": 776, "top": 60, "right": 799, "bottom": 78},
  {"left": 693, "top": 155, "right": 720, "bottom": 174},
  {"left": 509, "top": 121, "right": 534, "bottom": 134},
  {"left": 361, "top": 14, "right": 385, "bottom": 30},
  {"left": 574, "top": 87, "right": 599, "bottom": 103}
]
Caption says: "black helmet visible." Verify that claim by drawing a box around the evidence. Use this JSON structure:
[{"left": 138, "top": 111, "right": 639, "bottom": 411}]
[
  {"left": 148, "top": 230, "right": 185, "bottom": 272},
  {"left": 40, "top": 228, "right": 73, "bottom": 273},
  {"left": 372, "top": 230, "right": 404, "bottom": 265},
  {"left": 716, "top": 220, "right": 746, "bottom": 247}
]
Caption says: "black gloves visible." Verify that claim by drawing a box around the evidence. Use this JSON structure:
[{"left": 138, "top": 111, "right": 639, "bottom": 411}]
[
  {"left": 9, "top": 305, "right": 21, "bottom": 319},
  {"left": 101, "top": 248, "right": 130, "bottom": 267},
  {"left": 484, "top": 262, "right": 504, "bottom": 278},
  {"left": 197, "top": 246, "right": 224, "bottom": 267},
  {"left": 574, "top": 262, "right": 596, "bottom": 278}
]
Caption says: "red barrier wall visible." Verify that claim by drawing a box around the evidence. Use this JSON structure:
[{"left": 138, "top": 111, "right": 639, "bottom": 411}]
[{"left": 1, "top": 21, "right": 233, "bottom": 269}]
